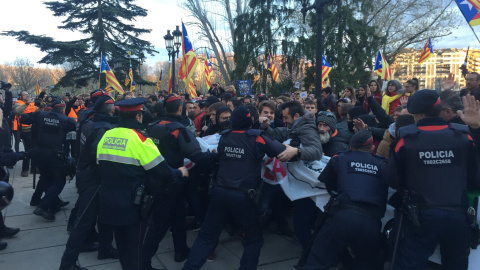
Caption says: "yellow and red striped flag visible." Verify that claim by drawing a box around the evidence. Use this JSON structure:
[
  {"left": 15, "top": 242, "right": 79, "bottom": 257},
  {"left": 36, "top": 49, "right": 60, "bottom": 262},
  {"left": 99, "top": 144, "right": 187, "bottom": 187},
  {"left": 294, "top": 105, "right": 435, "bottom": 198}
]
[
  {"left": 321, "top": 56, "right": 332, "bottom": 88},
  {"left": 178, "top": 22, "right": 198, "bottom": 93},
  {"left": 156, "top": 70, "right": 162, "bottom": 91},
  {"left": 188, "top": 78, "right": 197, "bottom": 98},
  {"left": 128, "top": 62, "right": 136, "bottom": 92},
  {"left": 267, "top": 53, "right": 279, "bottom": 82},
  {"left": 100, "top": 53, "right": 124, "bottom": 94},
  {"left": 168, "top": 65, "right": 173, "bottom": 95},
  {"left": 204, "top": 50, "right": 212, "bottom": 88},
  {"left": 124, "top": 73, "right": 130, "bottom": 87},
  {"left": 374, "top": 51, "right": 393, "bottom": 81},
  {"left": 418, "top": 38, "right": 433, "bottom": 65},
  {"left": 34, "top": 80, "right": 41, "bottom": 95}
]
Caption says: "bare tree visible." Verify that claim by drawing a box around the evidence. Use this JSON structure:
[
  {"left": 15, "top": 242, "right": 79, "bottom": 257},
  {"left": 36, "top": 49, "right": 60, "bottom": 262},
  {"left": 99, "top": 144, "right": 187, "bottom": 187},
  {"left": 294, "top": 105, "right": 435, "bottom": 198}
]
[
  {"left": 6, "top": 58, "right": 42, "bottom": 93},
  {"left": 362, "top": 0, "right": 459, "bottom": 61},
  {"left": 181, "top": 0, "right": 247, "bottom": 85}
]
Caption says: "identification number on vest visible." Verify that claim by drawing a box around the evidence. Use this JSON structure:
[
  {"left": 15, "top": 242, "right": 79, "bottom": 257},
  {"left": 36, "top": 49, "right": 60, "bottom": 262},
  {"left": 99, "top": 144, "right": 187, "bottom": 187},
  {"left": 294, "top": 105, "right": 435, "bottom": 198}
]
[{"left": 348, "top": 161, "right": 379, "bottom": 175}]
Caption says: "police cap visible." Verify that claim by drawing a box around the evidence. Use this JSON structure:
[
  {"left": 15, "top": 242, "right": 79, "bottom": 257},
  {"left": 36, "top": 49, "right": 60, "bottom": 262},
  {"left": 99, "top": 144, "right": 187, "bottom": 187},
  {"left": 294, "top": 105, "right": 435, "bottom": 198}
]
[
  {"left": 350, "top": 129, "right": 373, "bottom": 149},
  {"left": 51, "top": 99, "right": 65, "bottom": 108},
  {"left": 115, "top": 97, "right": 146, "bottom": 112},
  {"left": 407, "top": 89, "right": 440, "bottom": 114},
  {"left": 93, "top": 95, "right": 114, "bottom": 112},
  {"left": 231, "top": 105, "right": 252, "bottom": 130},
  {"left": 204, "top": 96, "right": 219, "bottom": 107}
]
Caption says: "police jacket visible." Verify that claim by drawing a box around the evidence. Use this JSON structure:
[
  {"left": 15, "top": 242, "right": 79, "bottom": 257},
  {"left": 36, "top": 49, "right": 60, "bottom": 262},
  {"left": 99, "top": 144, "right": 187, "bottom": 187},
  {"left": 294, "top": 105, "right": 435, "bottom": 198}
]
[
  {"left": 264, "top": 111, "right": 322, "bottom": 161},
  {"left": 388, "top": 117, "right": 479, "bottom": 212},
  {"left": 76, "top": 113, "right": 118, "bottom": 191},
  {"left": 96, "top": 118, "right": 181, "bottom": 226},
  {"left": 216, "top": 129, "right": 285, "bottom": 189},
  {"left": 147, "top": 114, "right": 217, "bottom": 169},
  {"left": 319, "top": 150, "right": 388, "bottom": 218},
  {"left": 20, "top": 109, "right": 76, "bottom": 152}
]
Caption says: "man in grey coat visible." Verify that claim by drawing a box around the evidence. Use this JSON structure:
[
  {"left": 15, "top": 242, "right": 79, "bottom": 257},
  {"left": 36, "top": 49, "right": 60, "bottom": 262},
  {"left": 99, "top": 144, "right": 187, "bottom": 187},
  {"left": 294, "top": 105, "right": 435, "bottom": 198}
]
[
  {"left": 260, "top": 101, "right": 323, "bottom": 250},
  {"left": 261, "top": 101, "right": 322, "bottom": 162}
]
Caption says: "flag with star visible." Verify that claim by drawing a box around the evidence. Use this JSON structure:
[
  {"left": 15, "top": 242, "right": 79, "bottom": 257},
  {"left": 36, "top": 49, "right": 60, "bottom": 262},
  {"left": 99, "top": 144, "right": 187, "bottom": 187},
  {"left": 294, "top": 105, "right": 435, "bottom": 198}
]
[
  {"left": 455, "top": 0, "right": 480, "bottom": 26},
  {"left": 156, "top": 70, "right": 162, "bottom": 91},
  {"left": 321, "top": 56, "right": 332, "bottom": 88},
  {"left": 100, "top": 53, "right": 124, "bottom": 94},
  {"left": 418, "top": 38, "right": 434, "bottom": 65},
  {"left": 34, "top": 80, "right": 41, "bottom": 95},
  {"left": 374, "top": 51, "right": 393, "bottom": 80},
  {"left": 179, "top": 21, "right": 198, "bottom": 93},
  {"left": 267, "top": 53, "right": 279, "bottom": 82},
  {"left": 204, "top": 50, "right": 213, "bottom": 88}
]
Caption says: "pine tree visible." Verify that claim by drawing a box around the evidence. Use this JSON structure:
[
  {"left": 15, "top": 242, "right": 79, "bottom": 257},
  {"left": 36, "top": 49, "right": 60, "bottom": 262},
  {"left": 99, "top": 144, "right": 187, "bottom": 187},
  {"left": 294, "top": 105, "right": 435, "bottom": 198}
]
[
  {"left": 299, "top": 0, "right": 384, "bottom": 92},
  {"left": 2, "top": 0, "right": 156, "bottom": 88}
]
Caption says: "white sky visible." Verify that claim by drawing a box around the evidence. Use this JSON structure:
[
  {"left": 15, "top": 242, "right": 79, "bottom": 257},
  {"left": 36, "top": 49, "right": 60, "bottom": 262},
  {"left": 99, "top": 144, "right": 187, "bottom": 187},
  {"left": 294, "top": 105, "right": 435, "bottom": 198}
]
[
  {"left": 0, "top": 0, "right": 196, "bottom": 68},
  {"left": 1, "top": 0, "right": 480, "bottom": 70}
]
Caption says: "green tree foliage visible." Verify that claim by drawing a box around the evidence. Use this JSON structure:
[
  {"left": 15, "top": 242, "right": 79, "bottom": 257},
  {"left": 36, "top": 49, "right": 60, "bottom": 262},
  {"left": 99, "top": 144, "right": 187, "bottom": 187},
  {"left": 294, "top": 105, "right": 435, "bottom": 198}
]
[
  {"left": 234, "top": 0, "right": 296, "bottom": 94},
  {"left": 2, "top": 0, "right": 156, "bottom": 88},
  {"left": 298, "top": 0, "right": 384, "bottom": 93}
]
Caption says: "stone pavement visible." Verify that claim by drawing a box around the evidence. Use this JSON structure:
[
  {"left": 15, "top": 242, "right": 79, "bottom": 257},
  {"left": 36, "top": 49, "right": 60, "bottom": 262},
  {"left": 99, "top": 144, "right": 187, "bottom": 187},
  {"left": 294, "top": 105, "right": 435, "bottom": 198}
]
[{"left": 0, "top": 162, "right": 302, "bottom": 270}]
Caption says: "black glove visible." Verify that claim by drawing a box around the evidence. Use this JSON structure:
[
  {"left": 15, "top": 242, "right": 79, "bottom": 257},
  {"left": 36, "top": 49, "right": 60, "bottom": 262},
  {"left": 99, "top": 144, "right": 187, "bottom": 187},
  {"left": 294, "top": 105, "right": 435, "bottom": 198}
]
[{"left": 16, "top": 152, "right": 26, "bottom": 161}]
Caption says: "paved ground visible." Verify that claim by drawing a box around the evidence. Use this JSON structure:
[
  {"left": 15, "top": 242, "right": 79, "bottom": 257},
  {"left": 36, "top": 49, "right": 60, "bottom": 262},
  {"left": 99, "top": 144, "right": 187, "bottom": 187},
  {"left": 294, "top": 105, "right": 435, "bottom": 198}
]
[{"left": 0, "top": 162, "right": 302, "bottom": 270}]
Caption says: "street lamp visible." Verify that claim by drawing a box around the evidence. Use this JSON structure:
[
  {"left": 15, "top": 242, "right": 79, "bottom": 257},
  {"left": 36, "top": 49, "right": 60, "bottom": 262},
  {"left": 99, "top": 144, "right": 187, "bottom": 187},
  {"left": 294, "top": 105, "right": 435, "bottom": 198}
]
[
  {"left": 301, "top": 0, "right": 334, "bottom": 94},
  {"left": 164, "top": 26, "right": 182, "bottom": 93}
]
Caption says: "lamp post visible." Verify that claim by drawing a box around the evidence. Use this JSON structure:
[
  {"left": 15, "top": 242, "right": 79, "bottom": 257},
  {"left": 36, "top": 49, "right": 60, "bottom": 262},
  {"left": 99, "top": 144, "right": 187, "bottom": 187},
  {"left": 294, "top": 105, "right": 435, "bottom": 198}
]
[
  {"left": 301, "top": 0, "right": 334, "bottom": 92},
  {"left": 164, "top": 26, "right": 182, "bottom": 93}
]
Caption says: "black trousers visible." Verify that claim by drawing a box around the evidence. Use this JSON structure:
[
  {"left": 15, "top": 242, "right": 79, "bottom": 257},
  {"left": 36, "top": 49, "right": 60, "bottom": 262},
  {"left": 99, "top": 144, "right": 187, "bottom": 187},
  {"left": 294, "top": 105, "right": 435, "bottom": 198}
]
[
  {"left": 115, "top": 221, "right": 145, "bottom": 270},
  {"left": 141, "top": 184, "right": 189, "bottom": 269},
  {"left": 35, "top": 149, "right": 66, "bottom": 211},
  {"left": 60, "top": 183, "right": 114, "bottom": 270}
]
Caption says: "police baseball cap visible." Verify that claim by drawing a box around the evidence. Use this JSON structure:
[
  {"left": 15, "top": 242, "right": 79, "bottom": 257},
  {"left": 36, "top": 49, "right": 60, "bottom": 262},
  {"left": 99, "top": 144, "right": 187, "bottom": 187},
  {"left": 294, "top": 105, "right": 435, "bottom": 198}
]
[
  {"left": 407, "top": 89, "right": 440, "bottom": 114},
  {"left": 350, "top": 129, "right": 373, "bottom": 149},
  {"left": 115, "top": 97, "right": 146, "bottom": 112},
  {"left": 231, "top": 105, "right": 252, "bottom": 130}
]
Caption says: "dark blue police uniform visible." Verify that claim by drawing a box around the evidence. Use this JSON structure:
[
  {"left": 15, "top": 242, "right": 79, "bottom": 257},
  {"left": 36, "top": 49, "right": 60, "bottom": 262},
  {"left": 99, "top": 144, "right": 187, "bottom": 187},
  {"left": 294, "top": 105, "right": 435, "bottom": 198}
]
[
  {"left": 389, "top": 118, "right": 477, "bottom": 270},
  {"left": 388, "top": 89, "right": 480, "bottom": 270},
  {"left": 21, "top": 104, "right": 76, "bottom": 219},
  {"left": 305, "top": 133, "right": 388, "bottom": 270},
  {"left": 142, "top": 105, "right": 217, "bottom": 269},
  {"left": 182, "top": 106, "right": 285, "bottom": 270},
  {"left": 60, "top": 96, "right": 117, "bottom": 270}
]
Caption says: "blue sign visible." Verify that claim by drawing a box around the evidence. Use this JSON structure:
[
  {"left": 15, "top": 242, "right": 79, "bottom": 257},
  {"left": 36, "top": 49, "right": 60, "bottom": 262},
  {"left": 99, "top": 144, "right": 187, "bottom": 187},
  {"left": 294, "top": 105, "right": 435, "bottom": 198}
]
[{"left": 237, "top": 80, "right": 252, "bottom": 96}]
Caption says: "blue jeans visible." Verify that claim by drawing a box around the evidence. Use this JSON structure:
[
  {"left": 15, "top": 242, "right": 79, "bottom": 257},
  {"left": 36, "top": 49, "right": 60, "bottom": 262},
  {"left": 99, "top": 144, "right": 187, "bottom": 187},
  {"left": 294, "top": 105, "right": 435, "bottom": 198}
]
[{"left": 183, "top": 186, "right": 264, "bottom": 270}]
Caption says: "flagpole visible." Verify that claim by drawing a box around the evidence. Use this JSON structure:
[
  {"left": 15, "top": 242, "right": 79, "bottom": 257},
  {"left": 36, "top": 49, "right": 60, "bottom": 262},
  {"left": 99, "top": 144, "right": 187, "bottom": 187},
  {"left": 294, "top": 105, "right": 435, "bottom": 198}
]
[{"left": 469, "top": 25, "right": 480, "bottom": 44}]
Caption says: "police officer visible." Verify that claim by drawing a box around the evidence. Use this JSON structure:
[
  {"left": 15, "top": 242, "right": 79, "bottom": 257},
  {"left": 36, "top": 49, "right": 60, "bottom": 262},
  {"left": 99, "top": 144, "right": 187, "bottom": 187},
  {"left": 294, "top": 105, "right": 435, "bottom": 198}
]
[
  {"left": 96, "top": 97, "right": 188, "bottom": 270},
  {"left": 21, "top": 99, "right": 76, "bottom": 221},
  {"left": 141, "top": 95, "right": 218, "bottom": 270},
  {"left": 304, "top": 130, "right": 388, "bottom": 270},
  {"left": 60, "top": 96, "right": 118, "bottom": 270},
  {"left": 182, "top": 106, "right": 286, "bottom": 270},
  {"left": 388, "top": 90, "right": 480, "bottom": 270}
]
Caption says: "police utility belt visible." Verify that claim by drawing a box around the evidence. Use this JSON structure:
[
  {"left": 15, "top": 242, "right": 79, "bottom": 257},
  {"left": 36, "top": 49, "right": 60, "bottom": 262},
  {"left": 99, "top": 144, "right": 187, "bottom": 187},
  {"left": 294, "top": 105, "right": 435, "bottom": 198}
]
[
  {"left": 218, "top": 183, "right": 263, "bottom": 204},
  {"left": 330, "top": 202, "right": 384, "bottom": 220}
]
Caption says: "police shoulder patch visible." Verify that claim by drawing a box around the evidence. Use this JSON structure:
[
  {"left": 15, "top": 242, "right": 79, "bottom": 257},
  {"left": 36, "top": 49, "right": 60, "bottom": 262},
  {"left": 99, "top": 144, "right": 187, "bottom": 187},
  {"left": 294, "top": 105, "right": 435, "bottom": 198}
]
[{"left": 132, "top": 129, "right": 147, "bottom": 143}]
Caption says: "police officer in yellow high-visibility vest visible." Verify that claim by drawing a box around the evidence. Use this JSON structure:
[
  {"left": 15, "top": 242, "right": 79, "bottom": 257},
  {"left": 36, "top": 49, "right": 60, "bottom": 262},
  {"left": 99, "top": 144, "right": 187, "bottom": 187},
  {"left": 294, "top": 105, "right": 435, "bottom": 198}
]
[{"left": 96, "top": 97, "right": 188, "bottom": 270}]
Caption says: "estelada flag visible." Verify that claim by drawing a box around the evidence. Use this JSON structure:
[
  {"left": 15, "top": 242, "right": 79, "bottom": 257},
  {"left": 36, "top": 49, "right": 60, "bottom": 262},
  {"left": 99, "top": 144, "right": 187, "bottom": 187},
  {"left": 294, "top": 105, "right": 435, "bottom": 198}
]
[
  {"left": 418, "top": 38, "right": 433, "bottom": 65},
  {"left": 100, "top": 53, "right": 124, "bottom": 94},
  {"left": 321, "top": 56, "right": 332, "bottom": 88},
  {"left": 178, "top": 22, "right": 198, "bottom": 91},
  {"left": 374, "top": 51, "right": 393, "bottom": 81}
]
